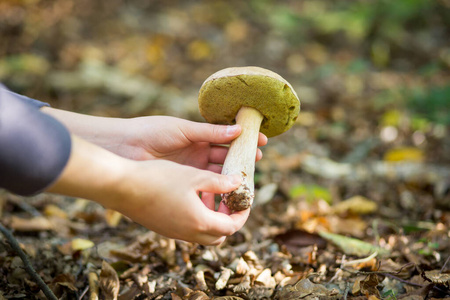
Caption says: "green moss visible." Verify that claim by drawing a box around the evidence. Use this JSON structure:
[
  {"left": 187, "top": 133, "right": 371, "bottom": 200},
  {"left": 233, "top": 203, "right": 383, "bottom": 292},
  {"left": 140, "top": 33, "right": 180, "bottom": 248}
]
[{"left": 198, "top": 74, "right": 300, "bottom": 137}]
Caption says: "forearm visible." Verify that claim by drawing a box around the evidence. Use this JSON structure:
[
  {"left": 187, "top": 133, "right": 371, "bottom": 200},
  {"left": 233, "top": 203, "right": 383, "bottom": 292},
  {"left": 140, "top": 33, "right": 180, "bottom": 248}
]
[
  {"left": 41, "top": 107, "right": 138, "bottom": 157},
  {"left": 46, "top": 134, "right": 128, "bottom": 208},
  {"left": 41, "top": 107, "right": 123, "bottom": 140}
]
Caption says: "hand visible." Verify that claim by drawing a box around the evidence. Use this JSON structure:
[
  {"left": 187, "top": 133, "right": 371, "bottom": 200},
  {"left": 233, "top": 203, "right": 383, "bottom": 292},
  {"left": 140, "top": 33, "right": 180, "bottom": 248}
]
[
  {"left": 41, "top": 108, "right": 268, "bottom": 172},
  {"left": 120, "top": 116, "right": 268, "bottom": 172},
  {"left": 47, "top": 135, "right": 250, "bottom": 245},
  {"left": 111, "top": 159, "right": 249, "bottom": 245}
]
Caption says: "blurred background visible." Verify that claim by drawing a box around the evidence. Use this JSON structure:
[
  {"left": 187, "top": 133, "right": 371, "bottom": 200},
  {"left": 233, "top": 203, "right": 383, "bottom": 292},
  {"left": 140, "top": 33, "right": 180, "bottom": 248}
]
[
  {"left": 1, "top": 0, "right": 450, "bottom": 219},
  {"left": 1, "top": 1, "right": 450, "bottom": 298}
]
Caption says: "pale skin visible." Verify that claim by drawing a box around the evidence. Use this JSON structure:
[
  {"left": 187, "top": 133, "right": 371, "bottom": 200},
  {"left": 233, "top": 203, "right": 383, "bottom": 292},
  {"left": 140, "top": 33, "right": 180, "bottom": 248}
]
[{"left": 41, "top": 107, "right": 267, "bottom": 245}]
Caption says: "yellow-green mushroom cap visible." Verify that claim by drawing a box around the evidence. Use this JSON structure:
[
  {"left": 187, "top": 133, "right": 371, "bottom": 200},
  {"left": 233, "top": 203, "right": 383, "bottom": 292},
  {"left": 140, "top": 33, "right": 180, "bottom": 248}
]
[{"left": 198, "top": 66, "right": 300, "bottom": 138}]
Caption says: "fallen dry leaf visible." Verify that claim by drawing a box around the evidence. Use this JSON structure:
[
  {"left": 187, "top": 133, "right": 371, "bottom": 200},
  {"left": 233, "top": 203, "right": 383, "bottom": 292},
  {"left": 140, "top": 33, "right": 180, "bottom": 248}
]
[
  {"left": 110, "top": 232, "right": 157, "bottom": 262},
  {"left": 327, "top": 215, "right": 368, "bottom": 237},
  {"left": 104, "top": 209, "right": 122, "bottom": 227},
  {"left": 274, "top": 229, "right": 327, "bottom": 254},
  {"left": 274, "top": 277, "right": 340, "bottom": 299},
  {"left": 71, "top": 238, "right": 95, "bottom": 252},
  {"left": 384, "top": 147, "right": 424, "bottom": 163},
  {"left": 9, "top": 216, "right": 52, "bottom": 232},
  {"left": 331, "top": 195, "right": 378, "bottom": 215},
  {"left": 255, "top": 268, "right": 276, "bottom": 289},
  {"left": 359, "top": 273, "right": 382, "bottom": 298},
  {"left": 216, "top": 268, "right": 232, "bottom": 290},
  {"left": 51, "top": 273, "right": 78, "bottom": 295},
  {"left": 423, "top": 270, "right": 450, "bottom": 288},
  {"left": 43, "top": 204, "right": 68, "bottom": 219},
  {"left": 318, "top": 231, "right": 390, "bottom": 257},
  {"left": 99, "top": 261, "right": 120, "bottom": 300}
]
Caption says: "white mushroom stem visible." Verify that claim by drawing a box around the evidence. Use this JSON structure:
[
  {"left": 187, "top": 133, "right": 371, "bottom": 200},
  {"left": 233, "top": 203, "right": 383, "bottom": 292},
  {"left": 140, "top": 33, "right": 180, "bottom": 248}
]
[{"left": 221, "top": 106, "right": 264, "bottom": 211}]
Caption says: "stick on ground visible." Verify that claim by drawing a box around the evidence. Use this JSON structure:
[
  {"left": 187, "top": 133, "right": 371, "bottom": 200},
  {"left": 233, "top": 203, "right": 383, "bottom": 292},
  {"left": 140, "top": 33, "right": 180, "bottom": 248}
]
[{"left": 0, "top": 223, "right": 58, "bottom": 300}]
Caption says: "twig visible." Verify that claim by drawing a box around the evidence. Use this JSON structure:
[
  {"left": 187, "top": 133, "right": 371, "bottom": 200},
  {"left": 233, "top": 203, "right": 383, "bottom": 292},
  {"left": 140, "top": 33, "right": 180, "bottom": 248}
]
[
  {"left": 341, "top": 251, "right": 378, "bottom": 267},
  {"left": 342, "top": 281, "right": 350, "bottom": 300},
  {"left": 78, "top": 285, "right": 89, "bottom": 300},
  {"left": 342, "top": 262, "right": 416, "bottom": 276},
  {"left": 88, "top": 271, "right": 99, "bottom": 300},
  {"left": 382, "top": 273, "right": 425, "bottom": 288},
  {"left": 0, "top": 223, "right": 58, "bottom": 300},
  {"left": 7, "top": 194, "right": 42, "bottom": 217},
  {"left": 440, "top": 255, "right": 450, "bottom": 273},
  {"left": 194, "top": 269, "right": 208, "bottom": 291}
]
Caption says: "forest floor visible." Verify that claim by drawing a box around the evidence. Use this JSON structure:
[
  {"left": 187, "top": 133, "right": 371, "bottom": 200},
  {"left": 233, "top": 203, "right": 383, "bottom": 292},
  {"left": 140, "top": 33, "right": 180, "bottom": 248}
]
[{"left": 0, "top": 97, "right": 448, "bottom": 299}]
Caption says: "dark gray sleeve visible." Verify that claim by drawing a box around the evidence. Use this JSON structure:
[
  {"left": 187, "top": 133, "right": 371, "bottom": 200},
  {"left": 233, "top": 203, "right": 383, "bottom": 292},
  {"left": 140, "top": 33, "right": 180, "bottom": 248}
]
[{"left": 0, "top": 88, "right": 72, "bottom": 196}]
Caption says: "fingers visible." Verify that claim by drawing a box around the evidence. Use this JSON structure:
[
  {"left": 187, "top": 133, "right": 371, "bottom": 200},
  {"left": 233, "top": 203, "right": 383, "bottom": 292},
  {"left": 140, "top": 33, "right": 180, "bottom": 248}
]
[
  {"left": 202, "top": 236, "right": 227, "bottom": 246},
  {"left": 189, "top": 204, "right": 250, "bottom": 245},
  {"left": 184, "top": 122, "right": 267, "bottom": 147},
  {"left": 201, "top": 192, "right": 216, "bottom": 210},
  {"left": 208, "top": 146, "right": 229, "bottom": 164},
  {"left": 190, "top": 233, "right": 227, "bottom": 246},
  {"left": 209, "top": 145, "right": 263, "bottom": 165},
  {"left": 197, "top": 172, "right": 241, "bottom": 194},
  {"left": 207, "top": 164, "right": 222, "bottom": 173},
  {"left": 183, "top": 122, "right": 267, "bottom": 168},
  {"left": 258, "top": 132, "right": 268, "bottom": 147},
  {"left": 255, "top": 148, "right": 263, "bottom": 161},
  {"left": 193, "top": 172, "right": 250, "bottom": 239},
  {"left": 200, "top": 206, "right": 251, "bottom": 237},
  {"left": 177, "top": 163, "right": 253, "bottom": 246},
  {"left": 184, "top": 123, "right": 241, "bottom": 144},
  {"left": 218, "top": 200, "right": 232, "bottom": 214}
]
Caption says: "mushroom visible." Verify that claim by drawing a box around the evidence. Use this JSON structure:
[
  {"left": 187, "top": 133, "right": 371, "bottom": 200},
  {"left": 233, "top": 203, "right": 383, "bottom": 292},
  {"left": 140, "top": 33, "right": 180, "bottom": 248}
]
[{"left": 198, "top": 66, "right": 300, "bottom": 211}]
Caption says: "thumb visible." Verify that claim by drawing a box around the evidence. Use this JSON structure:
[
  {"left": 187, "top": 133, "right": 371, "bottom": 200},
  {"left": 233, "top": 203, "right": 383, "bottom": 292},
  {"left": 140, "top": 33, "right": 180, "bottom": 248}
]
[
  {"left": 185, "top": 123, "right": 241, "bottom": 144},
  {"left": 197, "top": 172, "right": 242, "bottom": 194}
]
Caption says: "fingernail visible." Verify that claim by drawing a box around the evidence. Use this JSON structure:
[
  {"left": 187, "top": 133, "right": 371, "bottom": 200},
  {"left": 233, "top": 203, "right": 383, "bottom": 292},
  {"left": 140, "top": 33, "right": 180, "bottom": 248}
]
[{"left": 226, "top": 125, "right": 240, "bottom": 136}]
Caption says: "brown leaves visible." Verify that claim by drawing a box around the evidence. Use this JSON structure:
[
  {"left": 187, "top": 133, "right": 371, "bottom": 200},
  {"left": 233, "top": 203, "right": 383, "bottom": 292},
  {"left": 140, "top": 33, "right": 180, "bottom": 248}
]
[
  {"left": 99, "top": 261, "right": 120, "bottom": 300},
  {"left": 215, "top": 268, "right": 232, "bottom": 290},
  {"left": 8, "top": 216, "right": 53, "bottom": 232},
  {"left": 318, "top": 231, "right": 390, "bottom": 257},
  {"left": 331, "top": 195, "right": 378, "bottom": 215},
  {"left": 109, "top": 232, "right": 158, "bottom": 263},
  {"left": 275, "top": 278, "right": 340, "bottom": 299},
  {"left": 51, "top": 274, "right": 78, "bottom": 297},
  {"left": 274, "top": 229, "right": 327, "bottom": 254},
  {"left": 352, "top": 274, "right": 382, "bottom": 298},
  {"left": 423, "top": 270, "right": 450, "bottom": 288},
  {"left": 104, "top": 209, "right": 123, "bottom": 227},
  {"left": 171, "top": 289, "right": 210, "bottom": 300}
]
